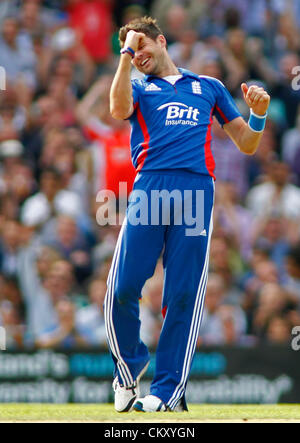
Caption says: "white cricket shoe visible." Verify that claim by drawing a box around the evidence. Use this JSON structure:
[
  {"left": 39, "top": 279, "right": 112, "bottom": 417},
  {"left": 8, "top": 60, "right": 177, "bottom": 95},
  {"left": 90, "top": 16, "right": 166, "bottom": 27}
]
[
  {"left": 133, "top": 395, "right": 167, "bottom": 412},
  {"left": 113, "top": 362, "right": 149, "bottom": 412},
  {"left": 133, "top": 395, "right": 188, "bottom": 412}
]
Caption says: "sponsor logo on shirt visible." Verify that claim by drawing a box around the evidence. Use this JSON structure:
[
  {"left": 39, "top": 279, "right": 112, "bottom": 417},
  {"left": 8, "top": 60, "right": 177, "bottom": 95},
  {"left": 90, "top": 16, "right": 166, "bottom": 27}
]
[{"left": 157, "top": 102, "right": 200, "bottom": 126}]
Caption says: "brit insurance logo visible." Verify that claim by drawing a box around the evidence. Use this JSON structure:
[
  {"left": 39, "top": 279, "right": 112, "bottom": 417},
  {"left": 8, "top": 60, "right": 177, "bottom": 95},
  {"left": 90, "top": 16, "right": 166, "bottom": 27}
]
[{"left": 157, "top": 102, "right": 200, "bottom": 126}]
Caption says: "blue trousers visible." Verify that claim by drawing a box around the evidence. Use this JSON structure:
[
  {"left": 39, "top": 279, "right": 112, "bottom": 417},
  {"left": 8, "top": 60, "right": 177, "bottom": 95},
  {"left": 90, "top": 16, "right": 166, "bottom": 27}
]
[{"left": 104, "top": 170, "right": 214, "bottom": 409}]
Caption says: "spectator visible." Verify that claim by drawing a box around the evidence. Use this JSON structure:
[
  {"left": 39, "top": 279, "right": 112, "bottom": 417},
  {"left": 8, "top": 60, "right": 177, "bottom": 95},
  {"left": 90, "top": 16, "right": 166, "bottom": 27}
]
[
  {"left": 38, "top": 129, "right": 70, "bottom": 171},
  {"left": 76, "top": 75, "right": 136, "bottom": 198},
  {"left": 0, "top": 16, "right": 36, "bottom": 90},
  {"left": 0, "top": 152, "right": 36, "bottom": 208},
  {"left": 168, "top": 28, "right": 208, "bottom": 71},
  {"left": 252, "top": 283, "right": 293, "bottom": 338},
  {"left": 209, "top": 233, "right": 244, "bottom": 286},
  {"left": 214, "top": 181, "right": 254, "bottom": 261},
  {"left": 64, "top": 125, "right": 93, "bottom": 182},
  {"left": 190, "top": 55, "right": 223, "bottom": 80},
  {"left": 48, "top": 29, "right": 96, "bottom": 95},
  {"left": 0, "top": 193, "right": 20, "bottom": 222},
  {"left": 246, "top": 120, "right": 279, "bottom": 188},
  {"left": 66, "top": 0, "right": 113, "bottom": 65},
  {"left": 18, "top": 0, "right": 66, "bottom": 38},
  {"left": 151, "top": 0, "right": 207, "bottom": 41},
  {"left": 21, "top": 97, "right": 63, "bottom": 175},
  {"left": 0, "top": 89, "right": 29, "bottom": 139},
  {"left": 92, "top": 222, "right": 119, "bottom": 274},
  {"left": 251, "top": 215, "right": 293, "bottom": 273},
  {"left": 276, "top": 11, "right": 300, "bottom": 54},
  {"left": 19, "top": 0, "right": 48, "bottom": 37},
  {"left": 0, "top": 220, "right": 25, "bottom": 278},
  {"left": 282, "top": 112, "right": 300, "bottom": 166},
  {"left": 284, "top": 244, "right": 300, "bottom": 306},
  {"left": 265, "top": 316, "right": 292, "bottom": 345},
  {"left": 0, "top": 141, "right": 35, "bottom": 204},
  {"left": 272, "top": 53, "right": 300, "bottom": 128},
  {"left": 244, "top": 259, "right": 279, "bottom": 296},
  {"left": 21, "top": 167, "right": 82, "bottom": 228},
  {"left": 46, "top": 70, "right": 78, "bottom": 126},
  {"left": 51, "top": 142, "right": 90, "bottom": 213},
  {"left": 76, "top": 278, "right": 107, "bottom": 346},
  {"left": 46, "top": 215, "right": 93, "bottom": 284},
  {"left": 281, "top": 112, "right": 300, "bottom": 185},
  {"left": 246, "top": 161, "right": 300, "bottom": 221},
  {"left": 0, "top": 300, "right": 24, "bottom": 349},
  {"left": 200, "top": 274, "right": 247, "bottom": 345},
  {"left": 242, "top": 259, "right": 280, "bottom": 333},
  {"left": 24, "top": 259, "right": 76, "bottom": 342},
  {"left": 36, "top": 297, "right": 87, "bottom": 349},
  {"left": 0, "top": 276, "right": 23, "bottom": 317},
  {"left": 18, "top": 242, "right": 61, "bottom": 332}
]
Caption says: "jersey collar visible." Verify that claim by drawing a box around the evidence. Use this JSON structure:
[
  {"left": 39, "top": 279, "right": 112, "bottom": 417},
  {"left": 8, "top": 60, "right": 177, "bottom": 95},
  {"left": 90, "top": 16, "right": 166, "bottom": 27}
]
[{"left": 144, "top": 68, "right": 199, "bottom": 82}]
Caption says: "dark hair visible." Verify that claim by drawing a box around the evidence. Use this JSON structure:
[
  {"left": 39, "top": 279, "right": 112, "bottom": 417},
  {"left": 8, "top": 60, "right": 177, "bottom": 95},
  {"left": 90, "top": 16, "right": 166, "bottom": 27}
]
[{"left": 119, "top": 16, "right": 163, "bottom": 47}]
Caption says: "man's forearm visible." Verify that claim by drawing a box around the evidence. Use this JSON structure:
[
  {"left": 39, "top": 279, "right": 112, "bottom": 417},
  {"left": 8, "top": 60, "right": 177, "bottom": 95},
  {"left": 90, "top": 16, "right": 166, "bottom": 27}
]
[
  {"left": 235, "top": 120, "right": 264, "bottom": 155},
  {"left": 224, "top": 117, "right": 264, "bottom": 155},
  {"left": 224, "top": 83, "right": 270, "bottom": 155},
  {"left": 110, "top": 54, "right": 134, "bottom": 120}
]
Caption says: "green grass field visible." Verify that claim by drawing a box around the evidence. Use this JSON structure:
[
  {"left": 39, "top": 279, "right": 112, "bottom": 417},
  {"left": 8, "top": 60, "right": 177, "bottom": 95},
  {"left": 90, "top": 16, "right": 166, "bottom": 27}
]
[{"left": 0, "top": 404, "right": 299, "bottom": 422}]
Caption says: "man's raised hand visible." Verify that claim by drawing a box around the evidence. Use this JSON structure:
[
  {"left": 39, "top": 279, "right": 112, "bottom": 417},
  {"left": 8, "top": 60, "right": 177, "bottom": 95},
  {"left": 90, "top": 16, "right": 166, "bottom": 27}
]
[
  {"left": 124, "top": 30, "right": 146, "bottom": 52},
  {"left": 241, "top": 83, "right": 270, "bottom": 116}
]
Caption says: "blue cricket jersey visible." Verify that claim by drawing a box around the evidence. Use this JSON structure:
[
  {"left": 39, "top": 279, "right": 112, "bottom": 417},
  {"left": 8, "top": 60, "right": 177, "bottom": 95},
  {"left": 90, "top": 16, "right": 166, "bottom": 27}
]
[{"left": 129, "top": 68, "right": 242, "bottom": 179}]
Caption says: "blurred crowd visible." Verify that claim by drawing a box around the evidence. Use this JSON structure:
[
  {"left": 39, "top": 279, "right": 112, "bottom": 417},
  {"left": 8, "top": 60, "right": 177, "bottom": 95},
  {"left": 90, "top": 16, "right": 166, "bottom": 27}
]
[{"left": 0, "top": 0, "right": 299, "bottom": 350}]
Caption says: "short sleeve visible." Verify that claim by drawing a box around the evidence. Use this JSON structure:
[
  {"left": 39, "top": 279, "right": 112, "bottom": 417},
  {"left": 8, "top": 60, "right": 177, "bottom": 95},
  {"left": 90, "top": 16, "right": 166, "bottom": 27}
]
[
  {"left": 132, "top": 79, "right": 140, "bottom": 108},
  {"left": 211, "top": 79, "right": 242, "bottom": 127}
]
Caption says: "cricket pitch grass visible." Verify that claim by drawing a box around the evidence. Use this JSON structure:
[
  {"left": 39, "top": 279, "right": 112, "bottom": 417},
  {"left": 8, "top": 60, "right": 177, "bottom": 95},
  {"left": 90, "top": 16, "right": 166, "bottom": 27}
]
[{"left": 0, "top": 404, "right": 299, "bottom": 423}]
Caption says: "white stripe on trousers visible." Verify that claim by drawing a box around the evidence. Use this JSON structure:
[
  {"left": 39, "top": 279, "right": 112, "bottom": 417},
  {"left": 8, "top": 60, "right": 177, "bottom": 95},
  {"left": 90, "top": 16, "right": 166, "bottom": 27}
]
[
  {"left": 104, "top": 219, "right": 134, "bottom": 387},
  {"left": 167, "top": 204, "right": 214, "bottom": 410}
]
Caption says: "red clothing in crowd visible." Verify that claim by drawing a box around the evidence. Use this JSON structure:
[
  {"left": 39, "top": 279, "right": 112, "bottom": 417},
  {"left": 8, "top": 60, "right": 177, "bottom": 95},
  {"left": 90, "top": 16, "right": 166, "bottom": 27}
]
[
  {"left": 85, "top": 117, "right": 136, "bottom": 197},
  {"left": 67, "top": 0, "right": 112, "bottom": 62}
]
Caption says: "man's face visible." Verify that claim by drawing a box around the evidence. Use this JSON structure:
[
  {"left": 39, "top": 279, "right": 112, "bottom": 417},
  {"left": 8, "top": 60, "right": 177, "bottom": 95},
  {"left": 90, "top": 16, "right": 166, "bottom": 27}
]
[
  {"left": 132, "top": 35, "right": 165, "bottom": 76},
  {"left": 57, "top": 217, "right": 77, "bottom": 246},
  {"left": 40, "top": 172, "right": 59, "bottom": 198},
  {"left": 2, "top": 19, "right": 18, "bottom": 44},
  {"left": 271, "top": 162, "right": 289, "bottom": 186},
  {"left": 44, "top": 262, "right": 73, "bottom": 297}
]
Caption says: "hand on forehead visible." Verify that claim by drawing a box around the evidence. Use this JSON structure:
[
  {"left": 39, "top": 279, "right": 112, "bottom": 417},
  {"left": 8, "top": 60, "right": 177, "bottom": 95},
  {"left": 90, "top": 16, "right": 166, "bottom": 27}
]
[{"left": 125, "top": 30, "right": 148, "bottom": 50}]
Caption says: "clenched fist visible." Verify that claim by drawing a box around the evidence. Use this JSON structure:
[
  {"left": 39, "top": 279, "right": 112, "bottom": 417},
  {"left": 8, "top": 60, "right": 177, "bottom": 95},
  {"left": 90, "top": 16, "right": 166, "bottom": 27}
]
[{"left": 241, "top": 83, "right": 270, "bottom": 116}]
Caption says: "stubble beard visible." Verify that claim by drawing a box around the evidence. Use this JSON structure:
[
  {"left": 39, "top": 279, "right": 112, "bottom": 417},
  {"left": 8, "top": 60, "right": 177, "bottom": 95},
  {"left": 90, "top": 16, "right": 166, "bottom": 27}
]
[{"left": 140, "top": 52, "right": 165, "bottom": 77}]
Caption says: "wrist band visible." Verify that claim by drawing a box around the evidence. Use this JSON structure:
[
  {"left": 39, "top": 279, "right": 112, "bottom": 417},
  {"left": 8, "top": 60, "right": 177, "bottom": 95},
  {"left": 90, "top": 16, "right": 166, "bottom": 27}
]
[
  {"left": 120, "top": 46, "right": 135, "bottom": 58},
  {"left": 248, "top": 109, "right": 267, "bottom": 133}
]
